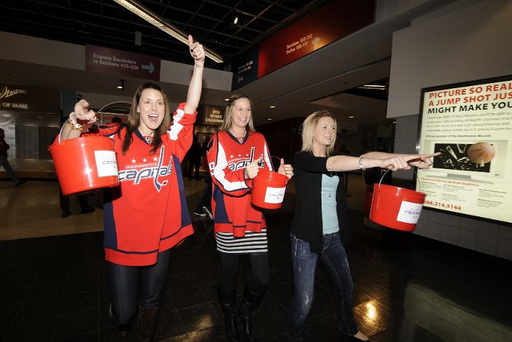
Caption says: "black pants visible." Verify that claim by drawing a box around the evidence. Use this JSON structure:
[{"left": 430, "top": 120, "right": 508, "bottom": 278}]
[
  {"left": 187, "top": 158, "right": 201, "bottom": 180},
  {"left": 59, "top": 188, "right": 91, "bottom": 213},
  {"left": 107, "top": 249, "right": 171, "bottom": 325},
  {"left": 219, "top": 252, "right": 269, "bottom": 296}
]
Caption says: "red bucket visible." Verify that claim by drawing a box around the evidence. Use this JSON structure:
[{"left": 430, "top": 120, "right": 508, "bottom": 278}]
[
  {"left": 251, "top": 169, "right": 289, "bottom": 209},
  {"left": 369, "top": 184, "right": 426, "bottom": 231},
  {"left": 49, "top": 136, "right": 119, "bottom": 195}
]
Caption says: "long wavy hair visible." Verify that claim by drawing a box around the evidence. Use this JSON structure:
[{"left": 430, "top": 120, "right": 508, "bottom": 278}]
[
  {"left": 301, "top": 110, "right": 337, "bottom": 156},
  {"left": 219, "top": 93, "right": 256, "bottom": 132},
  {"left": 120, "top": 82, "right": 171, "bottom": 155}
]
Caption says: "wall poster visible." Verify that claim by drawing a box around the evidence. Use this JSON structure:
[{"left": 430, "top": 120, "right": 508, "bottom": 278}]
[{"left": 416, "top": 75, "right": 512, "bottom": 224}]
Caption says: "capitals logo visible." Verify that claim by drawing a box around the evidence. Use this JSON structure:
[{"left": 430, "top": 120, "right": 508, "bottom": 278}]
[
  {"left": 118, "top": 147, "right": 172, "bottom": 192},
  {"left": 228, "top": 147, "right": 256, "bottom": 171}
]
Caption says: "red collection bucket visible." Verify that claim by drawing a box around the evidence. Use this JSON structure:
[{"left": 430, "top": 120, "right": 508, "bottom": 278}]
[
  {"left": 49, "top": 136, "right": 119, "bottom": 195},
  {"left": 251, "top": 168, "right": 289, "bottom": 209},
  {"left": 369, "top": 183, "right": 426, "bottom": 231}
]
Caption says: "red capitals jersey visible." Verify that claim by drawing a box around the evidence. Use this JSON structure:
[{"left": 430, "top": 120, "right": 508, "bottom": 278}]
[
  {"left": 101, "top": 103, "right": 195, "bottom": 266},
  {"left": 207, "top": 131, "right": 273, "bottom": 237}
]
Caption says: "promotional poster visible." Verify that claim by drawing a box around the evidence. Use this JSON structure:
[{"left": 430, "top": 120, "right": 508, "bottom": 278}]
[{"left": 417, "top": 75, "right": 512, "bottom": 224}]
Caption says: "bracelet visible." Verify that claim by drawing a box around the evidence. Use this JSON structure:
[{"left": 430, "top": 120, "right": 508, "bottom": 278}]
[
  {"left": 358, "top": 156, "right": 366, "bottom": 170},
  {"left": 67, "top": 112, "right": 83, "bottom": 131}
]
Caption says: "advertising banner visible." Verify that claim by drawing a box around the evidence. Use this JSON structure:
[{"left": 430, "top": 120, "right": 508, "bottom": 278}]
[
  {"left": 417, "top": 75, "right": 512, "bottom": 224},
  {"left": 257, "top": 0, "right": 374, "bottom": 78}
]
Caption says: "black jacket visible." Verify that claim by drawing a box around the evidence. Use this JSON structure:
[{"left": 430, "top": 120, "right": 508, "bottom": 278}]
[{"left": 291, "top": 151, "right": 351, "bottom": 253}]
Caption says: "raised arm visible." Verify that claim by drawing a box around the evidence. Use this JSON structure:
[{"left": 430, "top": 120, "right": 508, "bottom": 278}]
[{"left": 184, "top": 35, "right": 205, "bottom": 114}]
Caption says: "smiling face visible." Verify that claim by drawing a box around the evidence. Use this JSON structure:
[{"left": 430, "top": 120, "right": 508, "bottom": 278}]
[
  {"left": 312, "top": 116, "right": 336, "bottom": 154},
  {"left": 229, "top": 97, "right": 252, "bottom": 133},
  {"left": 136, "top": 88, "right": 166, "bottom": 136}
]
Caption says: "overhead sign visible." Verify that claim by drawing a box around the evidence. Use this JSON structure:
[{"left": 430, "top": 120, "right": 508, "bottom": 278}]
[
  {"left": 85, "top": 45, "right": 161, "bottom": 81},
  {"left": 257, "top": 0, "right": 375, "bottom": 78},
  {"left": 231, "top": 46, "right": 259, "bottom": 90}
]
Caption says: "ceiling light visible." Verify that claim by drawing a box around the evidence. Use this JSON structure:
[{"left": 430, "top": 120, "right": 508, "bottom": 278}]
[
  {"left": 233, "top": 17, "right": 238, "bottom": 25},
  {"left": 267, "top": 117, "right": 273, "bottom": 121},
  {"left": 269, "top": 105, "right": 276, "bottom": 109},
  {"left": 348, "top": 115, "right": 354, "bottom": 119},
  {"left": 113, "top": 0, "right": 223, "bottom": 63},
  {"left": 360, "top": 84, "right": 386, "bottom": 90},
  {"left": 117, "top": 79, "right": 125, "bottom": 90}
]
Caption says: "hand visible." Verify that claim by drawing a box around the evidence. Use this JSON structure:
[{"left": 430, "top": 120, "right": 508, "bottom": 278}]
[
  {"left": 278, "top": 158, "right": 294, "bottom": 179},
  {"left": 73, "top": 99, "right": 97, "bottom": 127},
  {"left": 407, "top": 152, "right": 441, "bottom": 169},
  {"left": 245, "top": 156, "right": 262, "bottom": 179},
  {"left": 188, "top": 35, "right": 205, "bottom": 64},
  {"left": 379, "top": 152, "right": 440, "bottom": 171}
]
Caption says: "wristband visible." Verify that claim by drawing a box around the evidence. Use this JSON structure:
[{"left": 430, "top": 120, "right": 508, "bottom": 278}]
[
  {"left": 68, "top": 112, "right": 83, "bottom": 131},
  {"left": 358, "top": 156, "right": 365, "bottom": 170}
]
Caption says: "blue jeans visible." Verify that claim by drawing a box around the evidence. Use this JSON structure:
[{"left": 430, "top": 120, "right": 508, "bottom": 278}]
[
  {"left": 285, "top": 233, "right": 357, "bottom": 341},
  {"left": 107, "top": 249, "right": 171, "bottom": 325}
]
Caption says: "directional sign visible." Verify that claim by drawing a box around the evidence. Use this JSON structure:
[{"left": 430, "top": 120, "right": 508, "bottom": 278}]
[{"left": 85, "top": 45, "right": 161, "bottom": 81}]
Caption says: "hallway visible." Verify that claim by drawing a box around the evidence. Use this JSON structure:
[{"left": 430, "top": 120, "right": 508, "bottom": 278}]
[{"left": 1, "top": 178, "right": 511, "bottom": 341}]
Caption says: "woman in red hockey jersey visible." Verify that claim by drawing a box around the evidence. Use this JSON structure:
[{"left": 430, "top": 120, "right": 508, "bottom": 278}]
[
  {"left": 59, "top": 35, "right": 205, "bottom": 341},
  {"left": 206, "top": 94, "right": 293, "bottom": 341}
]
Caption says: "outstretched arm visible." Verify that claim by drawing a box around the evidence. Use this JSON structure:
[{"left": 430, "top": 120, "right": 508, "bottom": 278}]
[
  {"left": 184, "top": 35, "right": 205, "bottom": 114},
  {"left": 326, "top": 152, "right": 440, "bottom": 172}
]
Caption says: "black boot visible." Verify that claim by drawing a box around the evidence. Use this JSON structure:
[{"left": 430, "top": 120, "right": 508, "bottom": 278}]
[
  {"left": 239, "top": 286, "right": 264, "bottom": 340},
  {"left": 218, "top": 288, "right": 240, "bottom": 342},
  {"left": 108, "top": 304, "right": 130, "bottom": 338},
  {"left": 136, "top": 306, "right": 158, "bottom": 342}
]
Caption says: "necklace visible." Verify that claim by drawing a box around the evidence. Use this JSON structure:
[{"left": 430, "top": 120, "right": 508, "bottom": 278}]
[{"left": 229, "top": 129, "right": 246, "bottom": 143}]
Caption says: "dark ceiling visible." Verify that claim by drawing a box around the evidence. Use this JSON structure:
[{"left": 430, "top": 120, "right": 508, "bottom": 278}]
[{"left": 0, "top": 0, "right": 329, "bottom": 70}]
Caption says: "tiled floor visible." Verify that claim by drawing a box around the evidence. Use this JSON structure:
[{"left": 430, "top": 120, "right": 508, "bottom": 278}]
[{"left": 1, "top": 178, "right": 512, "bottom": 341}]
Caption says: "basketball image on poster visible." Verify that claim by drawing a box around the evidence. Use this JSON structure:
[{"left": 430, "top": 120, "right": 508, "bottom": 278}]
[
  {"left": 466, "top": 142, "right": 495, "bottom": 167},
  {"left": 424, "top": 140, "right": 507, "bottom": 181},
  {"left": 432, "top": 143, "right": 492, "bottom": 173}
]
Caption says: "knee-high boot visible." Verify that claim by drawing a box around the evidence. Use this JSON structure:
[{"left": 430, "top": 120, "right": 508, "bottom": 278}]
[
  {"left": 108, "top": 304, "right": 130, "bottom": 338},
  {"left": 136, "top": 305, "right": 158, "bottom": 342},
  {"left": 218, "top": 288, "right": 240, "bottom": 342},
  {"left": 239, "top": 285, "right": 264, "bottom": 340}
]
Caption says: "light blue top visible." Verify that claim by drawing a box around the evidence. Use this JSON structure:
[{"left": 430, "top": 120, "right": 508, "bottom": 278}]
[{"left": 321, "top": 173, "right": 340, "bottom": 234}]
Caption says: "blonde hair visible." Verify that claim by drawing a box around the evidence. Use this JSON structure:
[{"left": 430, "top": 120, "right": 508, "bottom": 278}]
[
  {"left": 219, "top": 94, "right": 256, "bottom": 132},
  {"left": 301, "top": 110, "right": 337, "bottom": 156}
]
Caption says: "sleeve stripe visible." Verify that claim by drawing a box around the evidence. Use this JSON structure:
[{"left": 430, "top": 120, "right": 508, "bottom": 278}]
[{"left": 213, "top": 143, "right": 249, "bottom": 192}]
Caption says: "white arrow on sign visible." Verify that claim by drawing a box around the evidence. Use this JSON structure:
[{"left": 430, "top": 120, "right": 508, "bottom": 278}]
[{"left": 141, "top": 63, "right": 155, "bottom": 73}]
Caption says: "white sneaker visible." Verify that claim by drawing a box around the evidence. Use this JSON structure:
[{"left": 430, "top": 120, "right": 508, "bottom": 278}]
[{"left": 202, "top": 206, "right": 213, "bottom": 219}]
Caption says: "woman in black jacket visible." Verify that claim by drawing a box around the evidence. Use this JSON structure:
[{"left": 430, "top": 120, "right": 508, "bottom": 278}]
[{"left": 285, "top": 110, "right": 438, "bottom": 342}]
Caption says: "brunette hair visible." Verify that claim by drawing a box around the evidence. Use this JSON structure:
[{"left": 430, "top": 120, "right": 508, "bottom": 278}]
[{"left": 121, "top": 82, "right": 171, "bottom": 155}]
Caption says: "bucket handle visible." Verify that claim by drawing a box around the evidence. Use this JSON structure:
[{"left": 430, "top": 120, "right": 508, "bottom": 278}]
[
  {"left": 257, "top": 155, "right": 284, "bottom": 169},
  {"left": 377, "top": 167, "right": 421, "bottom": 187},
  {"left": 56, "top": 122, "right": 68, "bottom": 144}
]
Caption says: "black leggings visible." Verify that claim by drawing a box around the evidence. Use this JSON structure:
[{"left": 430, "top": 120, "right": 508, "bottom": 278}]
[
  {"left": 107, "top": 249, "right": 171, "bottom": 325},
  {"left": 219, "top": 252, "right": 269, "bottom": 296}
]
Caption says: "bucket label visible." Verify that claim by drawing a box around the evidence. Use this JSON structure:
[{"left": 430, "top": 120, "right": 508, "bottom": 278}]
[
  {"left": 397, "top": 201, "right": 423, "bottom": 224},
  {"left": 94, "top": 150, "right": 118, "bottom": 177},
  {"left": 264, "top": 187, "right": 286, "bottom": 204}
]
